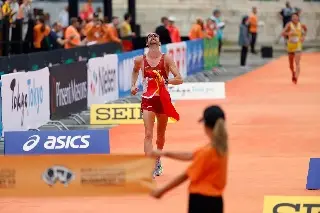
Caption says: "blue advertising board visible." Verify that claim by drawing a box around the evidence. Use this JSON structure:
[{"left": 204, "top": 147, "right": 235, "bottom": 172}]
[
  {"left": 4, "top": 130, "right": 110, "bottom": 155},
  {"left": 186, "top": 39, "right": 204, "bottom": 75},
  {"left": 118, "top": 49, "right": 144, "bottom": 98}
]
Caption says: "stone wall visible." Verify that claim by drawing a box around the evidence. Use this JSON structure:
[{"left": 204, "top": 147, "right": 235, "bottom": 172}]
[{"left": 33, "top": 0, "right": 320, "bottom": 43}]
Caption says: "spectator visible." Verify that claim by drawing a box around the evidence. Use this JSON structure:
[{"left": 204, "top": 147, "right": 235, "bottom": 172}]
[
  {"left": 33, "top": 16, "right": 50, "bottom": 52},
  {"left": 58, "top": 6, "right": 69, "bottom": 30},
  {"left": 120, "top": 13, "right": 135, "bottom": 51},
  {"left": 10, "top": 0, "right": 19, "bottom": 23},
  {"left": 155, "top": 17, "right": 171, "bottom": 45},
  {"left": 238, "top": 15, "right": 250, "bottom": 68},
  {"left": 120, "top": 12, "right": 135, "bottom": 38},
  {"left": 206, "top": 18, "right": 216, "bottom": 38},
  {"left": 105, "top": 16, "right": 121, "bottom": 44},
  {"left": 17, "top": 0, "right": 32, "bottom": 39},
  {"left": 48, "top": 22, "right": 69, "bottom": 50},
  {"left": 96, "top": 7, "right": 103, "bottom": 20},
  {"left": 280, "top": 1, "right": 295, "bottom": 29},
  {"left": 82, "top": 12, "right": 96, "bottom": 37},
  {"left": 87, "top": 17, "right": 108, "bottom": 44},
  {"left": 167, "top": 16, "right": 181, "bottom": 43},
  {"left": 2, "top": 0, "right": 13, "bottom": 23},
  {"left": 211, "top": 9, "right": 224, "bottom": 59},
  {"left": 81, "top": 0, "right": 94, "bottom": 21},
  {"left": 189, "top": 18, "right": 204, "bottom": 40},
  {"left": 64, "top": 17, "right": 82, "bottom": 49},
  {"left": 248, "top": 7, "right": 258, "bottom": 54}
]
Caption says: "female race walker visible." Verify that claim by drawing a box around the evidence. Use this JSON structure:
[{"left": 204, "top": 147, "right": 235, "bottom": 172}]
[
  {"left": 131, "top": 33, "right": 183, "bottom": 177},
  {"left": 150, "top": 105, "right": 228, "bottom": 213},
  {"left": 282, "top": 13, "right": 307, "bottom": 84}
]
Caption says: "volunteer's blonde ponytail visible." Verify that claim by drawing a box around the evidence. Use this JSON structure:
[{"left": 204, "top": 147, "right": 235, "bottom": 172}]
[{"left": 212, "top": 118, "right": 228, "bottom": 156}]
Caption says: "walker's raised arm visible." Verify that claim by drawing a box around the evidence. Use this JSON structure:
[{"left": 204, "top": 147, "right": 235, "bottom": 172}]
[
  {"left": 165, "top": 55, "right": 183, "bottom": 85},
  {"left": 131, "top": 56, "right": 142, "bottom": 87}
]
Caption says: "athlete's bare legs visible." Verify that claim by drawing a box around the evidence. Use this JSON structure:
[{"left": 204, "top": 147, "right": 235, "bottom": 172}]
[
  {"left": 294, "top": 52, "right": 301, "bottom": 82},
  {"left": 143, "top": 110, "right": 155, "bottom": 155},
  {"left": 154, "top": 114, "right": 168, "bottom": 176}
]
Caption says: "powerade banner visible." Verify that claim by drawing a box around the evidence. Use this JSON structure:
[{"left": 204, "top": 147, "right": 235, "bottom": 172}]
[
  {"left": 49, "top": 61, "right": 87, "bottom": 119},
  {"left": 1, "top": 68, "right": 50, "bottom": 132},
  {"left": 87, "top": 54, "right": 119, "bottom": 106},
  {"left": 186, "top": 39, "right": 204, "bottom": 75},
  {"left": 118, "top": 49, "right": 144, "bottom": 98},
  {"left": 204, "top": 37, "right": 219, "bottom": 70},
  {"left": 4, "top": 129, "right": 110, "bottom": 155}
]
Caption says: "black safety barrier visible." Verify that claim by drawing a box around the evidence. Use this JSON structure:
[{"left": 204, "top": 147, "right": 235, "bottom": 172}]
[{"left": 0, "top": 42, "right": 122, "bottom": 73}]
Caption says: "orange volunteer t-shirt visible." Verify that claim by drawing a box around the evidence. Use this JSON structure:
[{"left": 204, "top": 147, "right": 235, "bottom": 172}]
[
  {"left": 64, "top": 25, "right": 81, "bottom": 49},
  {"left": 249, "top": 14, "right": 258, "bottom": 33},
  {"left": 33, "top": 24, "right": 50, "bottom": 49},
  {"left": 105, "top": 24, "right": 121, "bottom": 43},
  {"left": 187, "top": 144, "right": 228, "bottom": 197},
  {"left": 189, "top": 24, "right": 204, "bottom": 40}
]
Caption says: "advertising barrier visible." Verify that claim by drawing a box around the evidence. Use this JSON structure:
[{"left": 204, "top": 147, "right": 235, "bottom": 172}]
[
  {"left": 168, "top": 82, "right": 225, "bottom": 100},
  {"left": 0, "top": 81, "right": 2, "bottom": 136},
  {"left": 263, "top": 196, "right": 320, "bottom": 213},
  {"left": 186, "top": 39, "right": 204, "bottom": 75},
  {"left": 118, "top": 49, "right": 144, "bottom": 98},
  {"left": 1, "top": 68, "right": 50, "bottom": 132},
  {"left": 49, "top": 61, "right": 88, "bottom": 119},
  {"left": 90, "top": 103, "right": 176, "bottom": 125},
  {"left": 204, "top": 37, "right": 219, "bottom": 70},
  {"left": 0, "top": 154, "right": 155, "bottom": 196},
  {"left": 4, "top": 129, "right": 110, "bottom": 155},
  {"left": 87, "top": 54, "right": 119, "bottom": 107},
  {"left": 165, "top": 42, "right": 187, "bottom": 78}
]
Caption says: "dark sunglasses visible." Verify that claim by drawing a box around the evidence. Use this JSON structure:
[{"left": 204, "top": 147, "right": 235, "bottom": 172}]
[{"left": 147, "top": 33, "right": 159, "bottom": 38}]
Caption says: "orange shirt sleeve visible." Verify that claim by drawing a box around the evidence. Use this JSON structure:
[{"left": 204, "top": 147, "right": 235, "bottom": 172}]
[
  {"left": 187, "top": 148, "right": 214, "bottom": 182},
  {"left": 45, "top": 26, "right": 50, "bottom": 36},
  {"left": 108, "top": 26, "right": 121, "bottom": 43}
]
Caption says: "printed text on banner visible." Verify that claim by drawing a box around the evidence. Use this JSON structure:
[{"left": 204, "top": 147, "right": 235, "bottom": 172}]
[
  {"left": 165, "top": 42, "right": 187, "bottom": 78},
  {"left": 118, "top": 49, "right": 144, "bottom": 98},
  {"left": 87, "top": 54, "right": 119, "bottom": 107},
  {"left": 4, "top": 130, "right": 110, "bottom": 155},
  {"left": 1, "top": 68, "right": 50, "bottom": 132},
  {"left": 186, "top": 39, "right": 204, "bottom": 75}
]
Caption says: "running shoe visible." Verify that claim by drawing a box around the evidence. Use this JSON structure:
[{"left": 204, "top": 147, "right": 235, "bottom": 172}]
[{"left": 154, "top": 158, "right": 163, "bottom": 176}]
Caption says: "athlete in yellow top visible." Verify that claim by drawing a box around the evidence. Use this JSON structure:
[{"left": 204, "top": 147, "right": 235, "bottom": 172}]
[{"left": 282, "top": 13, "right": 307, "bottom": 84}]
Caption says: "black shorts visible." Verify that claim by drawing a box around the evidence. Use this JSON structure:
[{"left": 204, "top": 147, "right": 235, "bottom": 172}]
[{"left": 188, "top": 193, "right": 223, "bottom": 213}]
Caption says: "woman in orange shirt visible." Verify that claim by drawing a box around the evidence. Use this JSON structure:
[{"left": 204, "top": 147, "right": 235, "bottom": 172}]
[
  {"left": 189, "top": 18, "right": 205, "bottom": 40},
  {"left": 150, "top": 105, "right": 228, "bottom": 213},
  {"left": 33, "top": 17, "right": 51, "bottom": 52}
]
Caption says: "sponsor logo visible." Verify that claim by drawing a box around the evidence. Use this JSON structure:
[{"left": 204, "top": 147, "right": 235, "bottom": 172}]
[
  {"left": 10, "top": 78, "right": 28, "bottom": 126},
  {"left": 90, "top": 103, "right": 176, "bottom": 125},
  {"left": 168, "top": 82, "right": 226, "bottom": 100},
  {"left": 55, "top": 79, "right": 87, "bottom": 107},
  {"left": 27, "top": 78, "right": 43, "bottom": 113},
  {"left": 90, "top": 66, "right": 116, "bottom": 96},
  {"left": 23, "top": 135, "right": 90, "bottom": 151},
  {"left": 4, "top": 130, "right": 110, "bottom": 155},
  {"left": 42, "top": 165, "right": 75, "bottom": 187},
  {"left": 263, "top": 196, "right": 320, "bottom": 213}
]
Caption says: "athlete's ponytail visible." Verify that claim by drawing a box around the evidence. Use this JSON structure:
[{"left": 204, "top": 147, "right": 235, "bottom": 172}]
[{"left": 211, "top": 118, "right": 228, "bottom": 156}]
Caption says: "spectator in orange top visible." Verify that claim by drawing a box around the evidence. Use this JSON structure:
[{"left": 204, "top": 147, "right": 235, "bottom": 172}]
[
  {"left": 87, "top": 18, "right": 108, "bottom": 44},
  {"left": 205, "top": 18, "right": 216, "bottom": 38},
  {"left": 189, "top": 18, "right": 205, "bottom": 40},
  {"left": 105, "top": 16, "right": 121, "bottom": 43},
  {"left": 33, "top": 16, "right": 51, "bottom": 52},
  {"left": 150, "top": 105, "right": 228, "bottom": 213},
  {"left": 248, "top": 7, "right": 258, "bottom": 54},
  {"left": 80, "top": 0, "right": 94, "bottom": 21},
  {"left": 82, "top": 13, "right": 96, "bottom": 37},
  {"left": 64, "top": 17, "right": 82, "bottom": 49},
  {"left": 167, "top": 16, "right": 181, "bottom": 43}
]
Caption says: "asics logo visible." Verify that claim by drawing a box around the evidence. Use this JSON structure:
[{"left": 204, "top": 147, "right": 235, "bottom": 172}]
[{"left": 23, "top": 135, "right": 40, "bottom": 151}]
